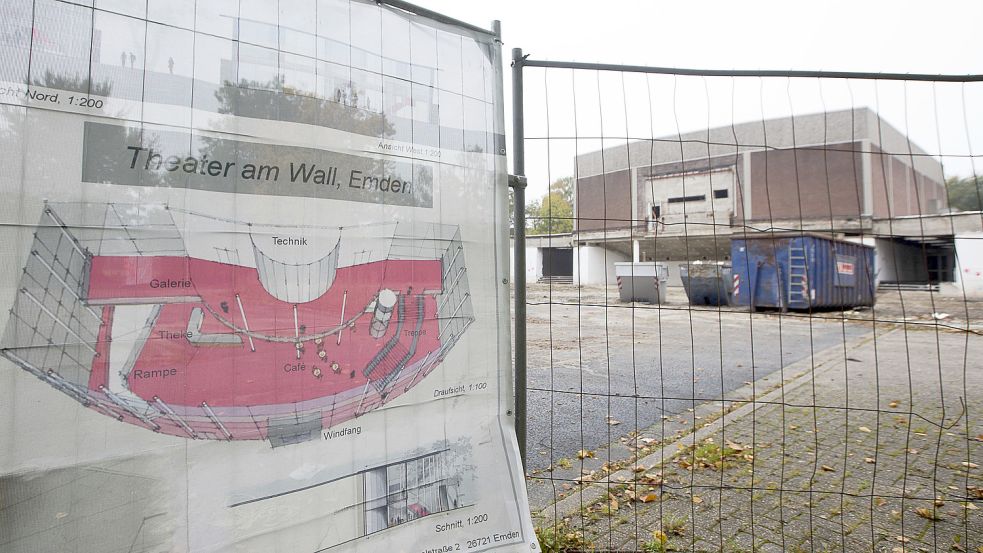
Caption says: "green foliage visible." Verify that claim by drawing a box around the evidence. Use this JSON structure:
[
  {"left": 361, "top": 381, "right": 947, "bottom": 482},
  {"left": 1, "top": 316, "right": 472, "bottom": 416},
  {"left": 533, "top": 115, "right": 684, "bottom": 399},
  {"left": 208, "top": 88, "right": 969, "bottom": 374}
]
[
  {"left": 550, "top": 176, "right": 574, "bottom": 205},
  {"left": 213, "top": 76, "right": 394, "bottom": 139},
  {"left": 661, "top": 513, "right": 688, "bottom": 536},
  {"left": 945, "top": 176, "right": 983, "bottom": 212},
  {"left": 527, "top": 177, "right": 575, "bottom": 235},
  {"left": 641, "top": 539, "right": 668, "bottom": 552},
  {"left": 203, "top": 77, "right": 396, "bottom": 188},
  {"left": 641, "top": 531, "right": 670, "bottom": 552},
  {"left": 535, "top": 522, "right": 593, "bottom": 552},
  {"left": 677, "top": 438, "right": 751, "bottom": 470}
]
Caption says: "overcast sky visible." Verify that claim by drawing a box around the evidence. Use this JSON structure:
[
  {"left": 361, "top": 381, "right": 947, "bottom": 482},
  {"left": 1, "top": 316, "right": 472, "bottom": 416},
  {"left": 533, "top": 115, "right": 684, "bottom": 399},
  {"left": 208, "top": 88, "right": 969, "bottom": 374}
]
[{"left": 410, "top": 0, "right": 983, "bottom": 199}]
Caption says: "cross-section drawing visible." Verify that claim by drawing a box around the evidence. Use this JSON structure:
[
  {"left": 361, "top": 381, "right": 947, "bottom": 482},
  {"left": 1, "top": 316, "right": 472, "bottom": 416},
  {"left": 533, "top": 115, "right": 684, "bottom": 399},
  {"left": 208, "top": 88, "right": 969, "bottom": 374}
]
[
  {"left": 0, "top": 203, "right": 474, "bottom": 446},
  {"left": 229, "top": 439, "right": 475, "bottom": 550}
]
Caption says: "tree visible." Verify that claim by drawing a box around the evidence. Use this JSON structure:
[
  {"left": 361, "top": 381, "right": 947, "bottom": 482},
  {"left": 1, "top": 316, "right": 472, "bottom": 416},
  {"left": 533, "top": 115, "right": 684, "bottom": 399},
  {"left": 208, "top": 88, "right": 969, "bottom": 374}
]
[
  {"left": 527, "top": 176, "right": 574, "bottom": 235},
  {"left": 549, "top": 176, "right": 574, "bottom": 206},
  {"left": 945, "top": 176, "right": 983, "bottom": 212},
  {"left": 212, "top": 76, "right": 394, "bottom": 139}
]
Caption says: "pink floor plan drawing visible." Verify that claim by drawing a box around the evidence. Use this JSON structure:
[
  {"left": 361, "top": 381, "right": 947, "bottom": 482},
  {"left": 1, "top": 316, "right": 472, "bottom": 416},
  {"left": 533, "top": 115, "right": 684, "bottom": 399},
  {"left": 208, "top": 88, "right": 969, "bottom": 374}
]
[{"left": 1, "top": 203, "right": 474, "bottom": 447}]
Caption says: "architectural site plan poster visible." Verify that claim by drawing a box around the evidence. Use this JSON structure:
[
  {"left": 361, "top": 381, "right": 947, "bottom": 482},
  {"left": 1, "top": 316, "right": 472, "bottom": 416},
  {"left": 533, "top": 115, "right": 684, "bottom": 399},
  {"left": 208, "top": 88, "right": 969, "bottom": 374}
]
[{"left": 0, "top": 1, "right": 536, "bottom": 551}]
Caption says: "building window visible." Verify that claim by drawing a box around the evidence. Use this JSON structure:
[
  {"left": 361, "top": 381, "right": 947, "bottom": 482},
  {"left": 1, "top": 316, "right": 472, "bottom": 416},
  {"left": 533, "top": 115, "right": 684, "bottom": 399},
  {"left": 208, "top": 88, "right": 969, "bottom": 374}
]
[
  {"left": 667, "top": 194, "right": 706, "bottom": 204},
  {"left": 713, "top": 189, "right": 729, "bottom": 199}
]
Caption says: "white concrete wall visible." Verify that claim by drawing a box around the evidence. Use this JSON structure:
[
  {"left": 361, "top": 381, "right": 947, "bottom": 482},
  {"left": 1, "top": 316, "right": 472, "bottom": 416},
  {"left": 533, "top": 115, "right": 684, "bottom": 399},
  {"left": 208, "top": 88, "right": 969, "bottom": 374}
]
[
  {"left": 954, "top": 233, "right": 983, "bottom": 297},
  {"left": 574, "top": 245, "right": 630, "bottom": 286},
  {"left": 644, "top": 169, "right": 735, "bottom": 231},
  {"left": 509, "top": 245, "right": 543, "bottom": 283}
]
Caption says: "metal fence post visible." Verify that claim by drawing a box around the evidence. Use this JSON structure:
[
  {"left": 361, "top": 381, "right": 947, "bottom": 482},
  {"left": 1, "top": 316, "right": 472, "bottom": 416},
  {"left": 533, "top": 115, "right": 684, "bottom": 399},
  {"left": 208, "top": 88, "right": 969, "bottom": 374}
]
[{"left": 510, "top": 47, "right": 527, "bottom": 471}]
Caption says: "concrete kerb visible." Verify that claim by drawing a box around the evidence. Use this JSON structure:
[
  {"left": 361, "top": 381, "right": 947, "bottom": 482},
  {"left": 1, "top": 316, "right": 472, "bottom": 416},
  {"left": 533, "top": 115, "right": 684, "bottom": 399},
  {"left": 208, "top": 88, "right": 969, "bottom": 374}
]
[{"left": 533, "top": 328, "right": 886, "bottom": 526}]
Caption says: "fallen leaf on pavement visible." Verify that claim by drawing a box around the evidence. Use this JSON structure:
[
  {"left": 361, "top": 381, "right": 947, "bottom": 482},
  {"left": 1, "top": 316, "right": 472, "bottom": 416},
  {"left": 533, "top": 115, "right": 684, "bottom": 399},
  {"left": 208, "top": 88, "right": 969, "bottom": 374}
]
[
  {"left": 692, "top": 496, "right": 703, "bottom": 504},
  {"left": 820, "top": 465, "right": 836, "bottom": 472},
  {"left": 577, "top": 450, "right": 594, "bottom": 459},
  {"left": 896, "top": 535, "right": 910, "bottom": 543},
  {"left": 639, "top": 473, "right": 663, "bottom": 485},
  {"left": 961, "top": 462, "right": 979, "bottom": 469},
  {"left": 889, "top": 401, "right": 900, "bottom": 408},
  {"left": 914, "top": 507, "right": 940, "bottom": 521},
  {"left": 638, "top": 493, "right": 658, "bottom": 503},
  {"left": 859, "top": 426, "right": 872, "bottom": 433},
  {"left": 865, "top": 457, "right": 876, "bottom": 464}
]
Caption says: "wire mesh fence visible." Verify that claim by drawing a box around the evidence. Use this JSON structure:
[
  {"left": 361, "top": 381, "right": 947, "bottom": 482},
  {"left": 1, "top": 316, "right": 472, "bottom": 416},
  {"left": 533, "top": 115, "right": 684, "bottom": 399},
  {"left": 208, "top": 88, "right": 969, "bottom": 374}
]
[{"left": 512, "top": 56, "right": 983, "bottom": 552}]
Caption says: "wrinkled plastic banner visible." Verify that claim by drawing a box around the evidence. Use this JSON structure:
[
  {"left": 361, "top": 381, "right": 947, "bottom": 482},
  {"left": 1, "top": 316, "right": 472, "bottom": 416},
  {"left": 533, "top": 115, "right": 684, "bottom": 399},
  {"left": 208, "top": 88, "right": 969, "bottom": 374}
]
[{"left": 0, "top": 1, "right": 536, "bottom": 551}]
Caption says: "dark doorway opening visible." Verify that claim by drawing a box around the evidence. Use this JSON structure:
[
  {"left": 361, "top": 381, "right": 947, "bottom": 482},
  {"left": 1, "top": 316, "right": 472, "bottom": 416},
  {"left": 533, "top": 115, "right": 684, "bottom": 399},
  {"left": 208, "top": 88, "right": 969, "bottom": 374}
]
[{"left": 542, "top": 247, "right": 573, "bottom": 280}]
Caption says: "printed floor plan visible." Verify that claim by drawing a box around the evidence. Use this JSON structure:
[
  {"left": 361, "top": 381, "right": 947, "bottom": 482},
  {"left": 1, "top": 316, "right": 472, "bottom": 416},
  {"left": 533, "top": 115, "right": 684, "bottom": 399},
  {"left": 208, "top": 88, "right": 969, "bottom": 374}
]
[{"left": 1, "top": 203, "right": 474, "bottom": 446}]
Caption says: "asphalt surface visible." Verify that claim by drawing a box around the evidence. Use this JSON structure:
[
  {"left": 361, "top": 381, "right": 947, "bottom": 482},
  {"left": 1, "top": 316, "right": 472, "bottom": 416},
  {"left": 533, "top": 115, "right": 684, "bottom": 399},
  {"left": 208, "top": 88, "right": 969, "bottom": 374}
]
[{"left": 521, "top": 285, "right": 871, "bottom": 475}]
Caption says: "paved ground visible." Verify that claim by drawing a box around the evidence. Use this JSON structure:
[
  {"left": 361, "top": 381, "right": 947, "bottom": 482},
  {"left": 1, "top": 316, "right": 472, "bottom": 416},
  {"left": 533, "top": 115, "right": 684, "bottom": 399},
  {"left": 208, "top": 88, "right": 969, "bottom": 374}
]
[
  {"left": 523, "top": 285, "right": 872, "bottom": 509},
  {"left": 520, "top": 285, "right": 983, "bottom": 551}
]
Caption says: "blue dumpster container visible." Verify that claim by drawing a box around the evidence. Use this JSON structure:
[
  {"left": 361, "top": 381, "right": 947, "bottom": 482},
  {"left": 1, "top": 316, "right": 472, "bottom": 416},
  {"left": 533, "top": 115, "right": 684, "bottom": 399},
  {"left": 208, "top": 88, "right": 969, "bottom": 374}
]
[
  {"left": 679, "top": 262, "right": 732, "bottom": 306},
  {"left": 731, "top": 233, "right": 875, "bottom": 310}
]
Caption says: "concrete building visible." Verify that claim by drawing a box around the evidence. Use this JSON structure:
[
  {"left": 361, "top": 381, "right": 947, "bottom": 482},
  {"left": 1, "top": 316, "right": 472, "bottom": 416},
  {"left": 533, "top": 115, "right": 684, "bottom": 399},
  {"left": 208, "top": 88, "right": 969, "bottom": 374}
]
[{"left": 532, "top": 107, "right": 983, "bottom": 293}]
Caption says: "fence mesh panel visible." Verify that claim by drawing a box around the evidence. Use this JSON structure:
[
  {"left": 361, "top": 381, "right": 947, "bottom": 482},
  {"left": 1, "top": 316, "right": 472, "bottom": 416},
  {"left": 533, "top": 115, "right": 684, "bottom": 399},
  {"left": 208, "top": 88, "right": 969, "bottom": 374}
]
[{"left": 516, "top": 66, "right": 983, "bottom": 552}]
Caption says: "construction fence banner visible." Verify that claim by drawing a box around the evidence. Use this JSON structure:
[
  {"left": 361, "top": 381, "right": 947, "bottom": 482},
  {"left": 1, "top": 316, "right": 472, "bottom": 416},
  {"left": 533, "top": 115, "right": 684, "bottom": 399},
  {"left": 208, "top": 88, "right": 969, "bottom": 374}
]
[{"left": 0, "top": 1, "right": 536, "bottom": 551}]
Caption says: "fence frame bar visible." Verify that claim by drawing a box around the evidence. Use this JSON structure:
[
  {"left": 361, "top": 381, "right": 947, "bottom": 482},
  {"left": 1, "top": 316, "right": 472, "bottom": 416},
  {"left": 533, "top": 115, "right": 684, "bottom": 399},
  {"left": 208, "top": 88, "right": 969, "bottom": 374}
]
[
  {"left": 511, "top": 47, "right": 529, "bottom": 471},
  {"left": 519, "top": 58, "right": 983, "bottom": 81},
  {"left": 378, "top": 0, "right": 498, "bottom": 37}
]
